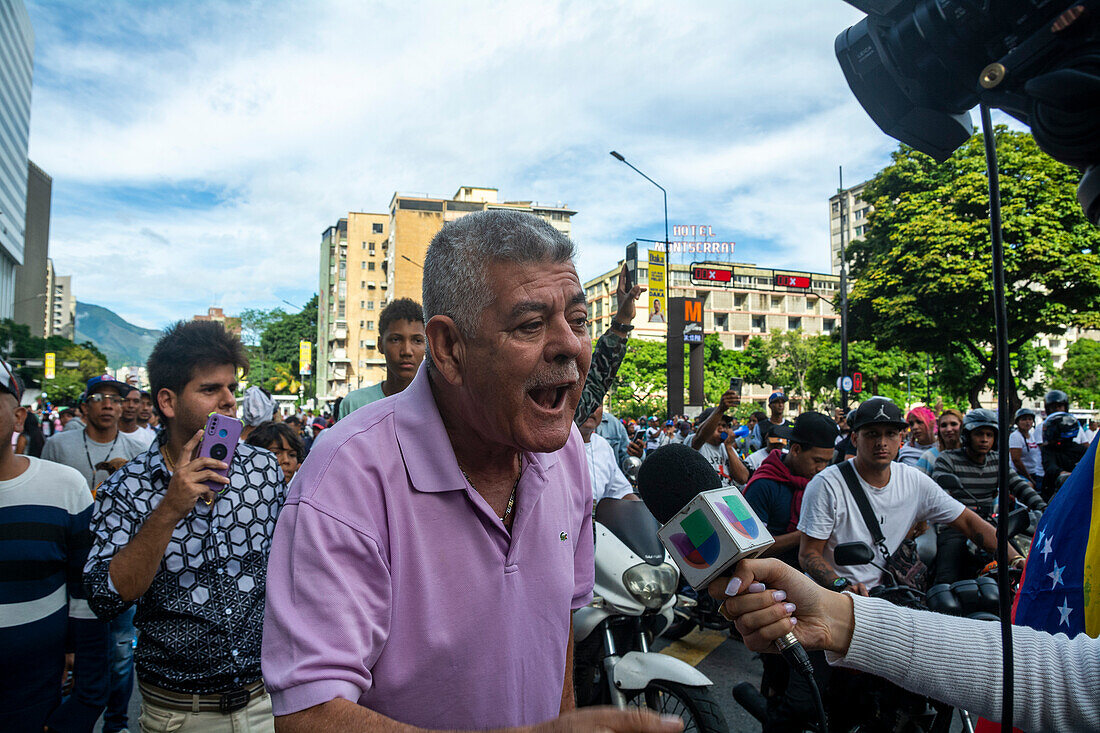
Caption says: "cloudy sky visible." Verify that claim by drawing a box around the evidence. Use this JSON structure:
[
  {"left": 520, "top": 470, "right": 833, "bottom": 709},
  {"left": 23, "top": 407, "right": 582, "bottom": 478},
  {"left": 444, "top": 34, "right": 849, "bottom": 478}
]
[{"left": 26, "top": 0, "right": 901, "bottom": 329}]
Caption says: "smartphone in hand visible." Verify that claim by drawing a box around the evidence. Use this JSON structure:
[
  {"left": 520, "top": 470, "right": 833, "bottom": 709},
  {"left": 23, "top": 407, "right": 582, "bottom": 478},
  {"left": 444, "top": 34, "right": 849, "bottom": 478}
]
[
  {"left": 730, "top": 377, "right": 743, "bottom": 395},
  {"left": 197, "top": 412, "right": 243, "bottom": 495}
]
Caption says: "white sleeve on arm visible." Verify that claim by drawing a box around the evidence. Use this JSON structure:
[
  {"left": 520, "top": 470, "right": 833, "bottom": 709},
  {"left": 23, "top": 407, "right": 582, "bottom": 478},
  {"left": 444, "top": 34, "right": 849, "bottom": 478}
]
[
  {"left": 796, "top": 475, "right": 836, "bottom": 541},
  {"left": 828, "top": 594, "right": 1100, "bottom": 730}
]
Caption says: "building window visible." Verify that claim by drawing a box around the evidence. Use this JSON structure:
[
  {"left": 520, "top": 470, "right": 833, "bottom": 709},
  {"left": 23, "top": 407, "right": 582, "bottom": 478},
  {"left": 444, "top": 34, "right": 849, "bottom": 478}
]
[
  {"left": 373, "top": 223, "right": 384, "bottom": 234},
  {"left": 366, "top": 301, "right": 375, "bottom": 310},
  {"left": 362, "top": 242, "right": 367, "bottom": 249},
  {"left": 369, "top": 243, "right": 376, "bottom": 254},
  {"left": 361, "top": 261, "right": 366, "bottom": 269},
  {"left": 823, "top": 319, "right": 835, "bottom": 334},
  {"left": 360, "top": 301, "right": 365, "bottom": 308},
  {"left": 752, "top": 316, "right": 765, "bottom": 332},
  {"left": 771, "top": 296, "right": 783, "bottom": 311},
  {"left": 361, "top": 281, "right": 366, "bottom": 288},
  {"left": 788, "top": 317, "right": 802, "bottom": 330},
  {"left": 360, "top": 340, "right": 365, "bottom": 348},
  {"left": 368, "top": 262, "right": 376, "bottom": 271},
  {"left": 734, "top": 294, "right": 747, "bottom": 310},
  {"left": 714, "top": 313, "right": 728, "bottom": 330},
  {"left": 360, "top": 320, "right": 365, "bottom": 327},
  {"left": 734, "top": 335, "right": 745, "bottom": 349},
  {"left": 832, "top": 201, "right": 840, "bottom": 213},
  {"left": 367, "top": 320, "right": 375, "bottom": 330}
]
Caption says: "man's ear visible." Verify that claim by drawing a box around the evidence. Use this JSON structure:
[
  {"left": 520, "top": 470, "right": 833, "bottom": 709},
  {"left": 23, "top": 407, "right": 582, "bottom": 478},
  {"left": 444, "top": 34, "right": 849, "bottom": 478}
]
[
  {"left": 157, "top": 388, "right": 178, "bottom": 421},
  {"left": 425, "top": 315, "right": 466, "bottom": 386},
  {"left": 12, "top": 405, "right": 27, "bottom": 434}
]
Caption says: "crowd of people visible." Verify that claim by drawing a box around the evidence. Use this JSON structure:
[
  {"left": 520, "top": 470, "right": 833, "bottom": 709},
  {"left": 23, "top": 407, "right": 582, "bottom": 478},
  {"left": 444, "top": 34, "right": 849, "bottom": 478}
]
[{"left": 2, "top": 207, "right": 1096, "bottom": 732}]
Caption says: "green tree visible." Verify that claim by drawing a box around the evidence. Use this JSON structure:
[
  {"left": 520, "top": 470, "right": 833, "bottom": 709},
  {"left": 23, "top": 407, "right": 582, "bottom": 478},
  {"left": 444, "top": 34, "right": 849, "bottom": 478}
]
[
  {"left": 0, "top": 319, "right": 108, "bottom": 402},
  {"left": 1053, "top": 338, "right": 1100, "bottom": 408},
  {"left": 240, "top": 295, "right": 318, "bottom": 401},
  {"left": 847, "top": 128, "right": 1100, "bottom": 410},
  {"left": 607, "top": 338, "right": 668, "bottom": 419}
]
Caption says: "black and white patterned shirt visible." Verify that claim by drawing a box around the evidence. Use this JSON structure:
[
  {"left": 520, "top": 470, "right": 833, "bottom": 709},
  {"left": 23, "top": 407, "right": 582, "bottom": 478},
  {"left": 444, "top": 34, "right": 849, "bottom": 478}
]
[{"left": 83, "top": 433, "right": 286, "bottom": 693}]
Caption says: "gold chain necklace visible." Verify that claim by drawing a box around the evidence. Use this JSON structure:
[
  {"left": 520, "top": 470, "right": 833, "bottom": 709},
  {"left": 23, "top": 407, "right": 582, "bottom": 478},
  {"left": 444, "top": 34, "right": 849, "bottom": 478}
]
[
  {"left": 461, "top": 460, "right": 521, "bottom": 523},
  {"left": 160, "top": 445, "right": 176, "bottom": 473}
]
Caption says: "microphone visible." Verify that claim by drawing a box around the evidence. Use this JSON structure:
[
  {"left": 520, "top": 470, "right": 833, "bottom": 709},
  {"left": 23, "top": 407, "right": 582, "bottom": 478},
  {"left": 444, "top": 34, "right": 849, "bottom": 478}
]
[
  {"left": 637, "top": 444, "right": 771, "bottom": 590},
  {"left": 637, "top": 445, "right": 825, "bottom": 725}
]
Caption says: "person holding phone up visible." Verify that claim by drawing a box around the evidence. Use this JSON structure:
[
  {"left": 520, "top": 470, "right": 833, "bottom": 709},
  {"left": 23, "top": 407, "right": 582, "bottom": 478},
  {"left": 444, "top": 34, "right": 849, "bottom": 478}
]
[
  {"left": 691, "top": 386, "right": 751, "bottom": 487},
  {"left": 84, "top": 320, "right": 286, "bottom": 733}
]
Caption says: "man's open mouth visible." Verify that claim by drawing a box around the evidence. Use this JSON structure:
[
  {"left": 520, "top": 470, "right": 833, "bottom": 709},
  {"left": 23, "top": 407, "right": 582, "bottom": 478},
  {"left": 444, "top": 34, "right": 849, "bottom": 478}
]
[{"left": 528, "top": 384, "right": 570, "bottom": 411}]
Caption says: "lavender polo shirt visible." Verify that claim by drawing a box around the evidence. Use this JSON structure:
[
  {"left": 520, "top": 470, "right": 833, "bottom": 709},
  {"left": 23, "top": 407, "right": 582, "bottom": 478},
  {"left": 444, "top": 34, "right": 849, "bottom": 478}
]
[{"left": 262, "top": 365, "right": 594, "bottom": 727}]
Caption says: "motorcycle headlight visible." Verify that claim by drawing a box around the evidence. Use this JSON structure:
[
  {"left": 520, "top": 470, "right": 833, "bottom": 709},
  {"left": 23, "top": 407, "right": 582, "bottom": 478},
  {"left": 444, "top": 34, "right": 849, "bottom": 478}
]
[{"left": 623, "top": 562, "right": 678, "bottom": 610}]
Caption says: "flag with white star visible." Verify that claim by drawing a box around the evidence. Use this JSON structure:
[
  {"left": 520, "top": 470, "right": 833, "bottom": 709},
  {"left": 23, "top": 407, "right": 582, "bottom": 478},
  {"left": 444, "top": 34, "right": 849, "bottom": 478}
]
[{"left": 1013, "top": 432, "right": 1100, "bottom": 639}]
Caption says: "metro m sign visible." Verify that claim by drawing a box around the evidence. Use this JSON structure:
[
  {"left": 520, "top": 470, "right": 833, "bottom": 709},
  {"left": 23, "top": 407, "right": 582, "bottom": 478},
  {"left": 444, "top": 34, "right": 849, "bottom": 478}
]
[{"left": 683, "top": 298, "right": 704, "bottom": 344}]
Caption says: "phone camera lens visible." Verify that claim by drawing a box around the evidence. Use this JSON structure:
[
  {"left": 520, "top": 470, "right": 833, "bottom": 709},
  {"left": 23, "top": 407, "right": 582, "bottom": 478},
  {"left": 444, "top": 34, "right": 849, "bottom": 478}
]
[
  {"left": 218, "top": 428, "right": 228, "bottom": 438},
  {"left": 210, "top": 444, "right": 228, "bottom": 460}
]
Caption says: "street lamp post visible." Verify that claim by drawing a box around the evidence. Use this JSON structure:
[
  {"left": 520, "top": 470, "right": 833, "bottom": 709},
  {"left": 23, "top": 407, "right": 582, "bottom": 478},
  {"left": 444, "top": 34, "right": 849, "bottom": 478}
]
[{"left": 610, "top": 151, "right": 669, "bottom": 251}]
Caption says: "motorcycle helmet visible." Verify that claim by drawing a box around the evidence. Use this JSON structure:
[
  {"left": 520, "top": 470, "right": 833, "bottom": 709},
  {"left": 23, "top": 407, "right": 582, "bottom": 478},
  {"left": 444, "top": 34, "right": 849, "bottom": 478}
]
[
  {"left": 1013, "top": 407, "right": 1037, "bottom": 424},
  {"left": 1043, "top": 412, "right": 1080, "bottom": 448},
  {"left": 960, "top": 408, "right": 999, "bottom": 450},
  {"left": 1044, "top": 389, "right": 1070, "bottom": 412}
]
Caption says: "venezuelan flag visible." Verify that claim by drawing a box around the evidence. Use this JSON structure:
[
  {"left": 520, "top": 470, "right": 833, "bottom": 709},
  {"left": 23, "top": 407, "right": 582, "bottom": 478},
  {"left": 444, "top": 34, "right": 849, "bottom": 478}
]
[
  {"left": 1013, "top": 432, "right": 1100, "bottom": 638},
  {"left": 975, "top": 433, "right": 1100, "bottom": 732}
]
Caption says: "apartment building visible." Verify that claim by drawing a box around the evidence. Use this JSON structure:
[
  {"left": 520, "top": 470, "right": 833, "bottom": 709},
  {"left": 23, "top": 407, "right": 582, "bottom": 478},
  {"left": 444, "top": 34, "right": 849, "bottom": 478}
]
[
  {"left": 828, "top": 180, "right": 871, "bottom": 275},
  {"left": 0, "top": 1, "right": 34, "bottom": 318},
  {"left": 44, "top": 258, "right": 74, "bottom": 339},
  {"left": 317, "top": 188, "right": 575, "bottom": 402}
]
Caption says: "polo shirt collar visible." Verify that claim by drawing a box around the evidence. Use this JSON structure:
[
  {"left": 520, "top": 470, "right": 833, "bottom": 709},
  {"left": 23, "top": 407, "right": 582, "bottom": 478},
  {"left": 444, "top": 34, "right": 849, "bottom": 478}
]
[{"left": 393, "top": 363, "right": 558, "bottom": 494}]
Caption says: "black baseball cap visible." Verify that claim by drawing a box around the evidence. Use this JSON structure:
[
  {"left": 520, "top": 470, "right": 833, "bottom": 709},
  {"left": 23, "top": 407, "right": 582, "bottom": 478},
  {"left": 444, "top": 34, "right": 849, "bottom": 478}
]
[
  {"left": 773, "top": 412, "right": 840, "bottom": 449},
  {"left": 850, "top": 397, "right": 907, "bottom": 431}
]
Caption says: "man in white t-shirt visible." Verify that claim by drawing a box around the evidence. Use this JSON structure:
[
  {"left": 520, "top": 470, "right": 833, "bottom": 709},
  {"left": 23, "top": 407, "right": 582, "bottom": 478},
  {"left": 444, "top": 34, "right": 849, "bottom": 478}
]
[
  {"left": 579, "top": 405, "right": 637, "bottom": 507},
  {"left": 691, "top": 391, "right": 750, "bottom": 487},
  {"left": 798, "top": 397, "right": 1005, "bottom": 594},
  {"left": 745, "top": 422, "right": 788, "bottom": 470}
]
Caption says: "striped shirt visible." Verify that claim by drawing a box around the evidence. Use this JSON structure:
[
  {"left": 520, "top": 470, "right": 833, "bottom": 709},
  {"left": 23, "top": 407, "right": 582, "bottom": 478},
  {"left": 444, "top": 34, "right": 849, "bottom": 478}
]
[
  {"left": 0, "top": 457, "right": 108, "bottom": 731},
  {"left": 931, "top": 448, "right": 1045, "bottom": 512}
]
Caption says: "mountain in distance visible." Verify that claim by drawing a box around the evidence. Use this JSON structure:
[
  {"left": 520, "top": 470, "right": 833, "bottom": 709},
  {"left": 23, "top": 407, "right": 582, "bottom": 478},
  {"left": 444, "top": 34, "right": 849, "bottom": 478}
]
[{"left": 75, "top": 301, "right": 163, "bottom": 368}]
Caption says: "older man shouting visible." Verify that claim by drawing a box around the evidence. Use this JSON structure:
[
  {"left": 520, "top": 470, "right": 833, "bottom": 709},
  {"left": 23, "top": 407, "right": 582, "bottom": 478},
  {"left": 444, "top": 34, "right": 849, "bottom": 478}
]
[{"left": 263, "top": 211, "right": 678, "bottom": 733}]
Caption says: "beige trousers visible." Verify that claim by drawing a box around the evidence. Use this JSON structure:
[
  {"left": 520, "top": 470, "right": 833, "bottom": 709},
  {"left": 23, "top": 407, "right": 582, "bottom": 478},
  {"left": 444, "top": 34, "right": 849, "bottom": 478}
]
[{"left": 138, "top": 689, "right": 275, "bottom": 733}]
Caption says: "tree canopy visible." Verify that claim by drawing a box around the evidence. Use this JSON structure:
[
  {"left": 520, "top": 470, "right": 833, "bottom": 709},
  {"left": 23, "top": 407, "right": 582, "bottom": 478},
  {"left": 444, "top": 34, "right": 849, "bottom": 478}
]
[
  {"left": 847, "top": 128, "right": 1100, "bottom": 409},
  {"left": 0, "top": 319, "right": 109, "bottom": 403},
  {"left": 239, "top": 295, "right": 318, "bottom": 397}
]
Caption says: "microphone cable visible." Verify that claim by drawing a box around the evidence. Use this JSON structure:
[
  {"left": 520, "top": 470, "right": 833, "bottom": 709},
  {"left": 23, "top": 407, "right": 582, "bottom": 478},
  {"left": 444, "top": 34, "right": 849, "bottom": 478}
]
[
  {"left": 775, "top": 632, "right": 829, "bottom": 733},
  {"left": 980, "top": 103, "right": 1015, "bottom": 733}
]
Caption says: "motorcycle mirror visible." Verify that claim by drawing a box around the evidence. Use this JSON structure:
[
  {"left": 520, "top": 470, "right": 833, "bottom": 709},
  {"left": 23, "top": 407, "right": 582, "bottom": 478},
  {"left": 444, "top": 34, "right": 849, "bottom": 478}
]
[
  {"left": 833, "top": 541, "right": 876, "bottom": 566},
  {"left": 936, "top": 474, "right": 964, "bottom": 492},
  {"left": 1004, "top": 506, "right": 1030, "bottom": 538},
  {"left": 620, "top": 455, "right": 643, "bottom": 482}
]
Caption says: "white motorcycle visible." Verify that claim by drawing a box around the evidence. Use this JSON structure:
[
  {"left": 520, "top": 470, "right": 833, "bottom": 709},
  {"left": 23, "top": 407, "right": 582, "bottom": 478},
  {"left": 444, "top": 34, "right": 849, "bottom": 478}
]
[{"left": 573, "top": 498, "right": 729, "bottom": 732}]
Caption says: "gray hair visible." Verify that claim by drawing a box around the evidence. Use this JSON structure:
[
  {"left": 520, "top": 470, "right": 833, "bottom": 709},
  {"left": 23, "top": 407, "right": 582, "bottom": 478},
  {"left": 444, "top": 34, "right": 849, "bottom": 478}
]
[{"left": 422, "top": 209, "right": 576, "bottom": 346}]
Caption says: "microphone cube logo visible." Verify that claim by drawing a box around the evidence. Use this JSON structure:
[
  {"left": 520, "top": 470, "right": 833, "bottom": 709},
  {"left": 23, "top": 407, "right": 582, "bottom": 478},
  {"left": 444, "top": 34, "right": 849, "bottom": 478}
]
[
  {"left": 669, "top": 509, "right": 721, "bottom": 569},
  {"left": 712, "top": 495, "right": 760, "bottom": 540}
]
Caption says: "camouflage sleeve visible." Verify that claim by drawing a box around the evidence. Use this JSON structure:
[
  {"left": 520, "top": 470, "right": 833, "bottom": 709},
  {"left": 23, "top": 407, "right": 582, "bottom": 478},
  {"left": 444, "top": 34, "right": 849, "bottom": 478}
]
[{"left": 574, "top": 328, "right": 628, "bottom": 426}]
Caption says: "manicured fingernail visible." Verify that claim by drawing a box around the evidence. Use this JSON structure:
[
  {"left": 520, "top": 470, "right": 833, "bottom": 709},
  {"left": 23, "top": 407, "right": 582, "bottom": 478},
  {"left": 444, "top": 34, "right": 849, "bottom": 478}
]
[
  {"left": 772, "top": 590, "right": 787, "bottom": 602},
  {"left": 725, "top": 577, "right": 742, "bottom": 595},
  {"left": 784, "top": 603, "right": 797, "bottom": 614},
  {"left": 790, "top": 617, "right": 798, "bottom": 626},
  {"left": 748, "top": 582, "right": 766, "bottom": 593}
]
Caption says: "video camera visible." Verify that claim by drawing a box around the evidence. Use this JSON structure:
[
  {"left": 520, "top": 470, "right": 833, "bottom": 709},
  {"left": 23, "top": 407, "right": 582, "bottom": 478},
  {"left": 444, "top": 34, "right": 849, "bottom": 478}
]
[{"left": 835, "top": 0, "right": 1100, "bottom": 224}]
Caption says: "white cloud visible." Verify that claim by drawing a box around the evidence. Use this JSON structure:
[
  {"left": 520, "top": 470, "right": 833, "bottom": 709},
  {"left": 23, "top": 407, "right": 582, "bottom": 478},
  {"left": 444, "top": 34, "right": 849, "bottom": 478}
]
[{"left": 27, "top": 0, "right": 894, "bottom": 328}]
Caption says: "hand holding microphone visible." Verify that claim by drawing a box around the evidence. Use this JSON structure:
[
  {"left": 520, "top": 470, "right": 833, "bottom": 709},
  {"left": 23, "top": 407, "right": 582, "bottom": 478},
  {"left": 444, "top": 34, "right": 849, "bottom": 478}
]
[
  {"left": 707, "top": 558, "right": 857, "bottom": 657},
  {"left": 637, "top": 444, "right": 832, "bottom": 731}
]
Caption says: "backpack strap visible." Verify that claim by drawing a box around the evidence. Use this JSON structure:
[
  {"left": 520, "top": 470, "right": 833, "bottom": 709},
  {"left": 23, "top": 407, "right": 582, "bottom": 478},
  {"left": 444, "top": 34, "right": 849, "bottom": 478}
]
[{"left": 837, "top": 461, "right": 889, "bottom": 556}]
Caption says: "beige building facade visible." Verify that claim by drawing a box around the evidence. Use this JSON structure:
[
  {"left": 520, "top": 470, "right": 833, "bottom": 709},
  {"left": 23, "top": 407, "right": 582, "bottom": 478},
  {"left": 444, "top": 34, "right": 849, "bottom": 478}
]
[
  {"left": 317, "top": 187, "right": 575, "bottom": 402},
  {"left": 45, "top": 258, "right": 74, "bottom": 339},
  {"left": 828, "top": 180, "right": 871, "bottom": 275},
  {"left": 584, "top": 256, "right": 840, "bottom": 402}
]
